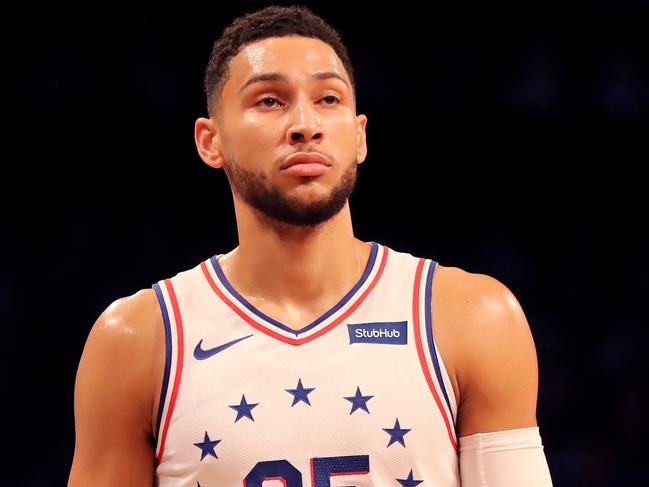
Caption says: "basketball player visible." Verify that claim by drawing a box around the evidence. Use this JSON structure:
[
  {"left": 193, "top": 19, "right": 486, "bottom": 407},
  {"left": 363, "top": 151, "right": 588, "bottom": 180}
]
[{"left": 68, "top": 6, "right": 552, "bottom": 486}]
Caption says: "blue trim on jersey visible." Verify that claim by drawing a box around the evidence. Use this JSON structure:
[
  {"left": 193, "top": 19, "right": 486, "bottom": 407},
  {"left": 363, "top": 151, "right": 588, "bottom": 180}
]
[
  {"left": 209, "top": 242, "right": 379, "bottom": 336},
  {"left": 153, "top": 282, "right": 173, "bottom": 445},
  {"left": 425, "top": 261, "right": 455, "bottom": 423}
]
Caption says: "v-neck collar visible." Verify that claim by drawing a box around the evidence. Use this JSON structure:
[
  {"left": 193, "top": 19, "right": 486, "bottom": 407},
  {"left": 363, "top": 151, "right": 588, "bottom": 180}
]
[{"left": 200, "top": 242, "right": 389, "bottom": 345}]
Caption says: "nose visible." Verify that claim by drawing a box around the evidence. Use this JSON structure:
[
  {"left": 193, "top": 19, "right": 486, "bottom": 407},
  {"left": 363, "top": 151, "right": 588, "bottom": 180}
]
[{"left": 286, "top": 95, "right": 324, "bottom": 146}]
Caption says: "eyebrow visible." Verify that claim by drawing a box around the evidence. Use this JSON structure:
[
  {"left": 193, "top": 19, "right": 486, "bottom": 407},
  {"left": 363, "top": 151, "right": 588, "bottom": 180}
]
[{"left": 239, "top": 71, "right": 349, "bottom": 94}]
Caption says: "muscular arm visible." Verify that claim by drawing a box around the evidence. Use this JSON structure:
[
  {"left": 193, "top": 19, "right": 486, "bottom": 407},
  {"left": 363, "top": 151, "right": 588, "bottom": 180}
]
[
  {"left": 434, "top": 266, "right": 539, "bottom": 435},
  {"left": 68, "top": 289, "right": 165, "bottom": 487},
  {"left": 434, "top": 266, "right": 551, "bottom": 485}
]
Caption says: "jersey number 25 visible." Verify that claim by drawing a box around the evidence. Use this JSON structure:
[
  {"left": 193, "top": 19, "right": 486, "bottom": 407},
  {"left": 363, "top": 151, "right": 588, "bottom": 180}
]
[{"left": 244, "top": 455, "right": 369, "bottom": 486}]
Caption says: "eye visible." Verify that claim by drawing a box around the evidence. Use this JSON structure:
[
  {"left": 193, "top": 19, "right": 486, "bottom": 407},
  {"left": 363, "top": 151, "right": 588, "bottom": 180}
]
[
  {"left": 256, "top": 97, "right": 283, "bottom": 108},
  {"left": 321, "top": 95, "right": 340, "bottom": 105}
]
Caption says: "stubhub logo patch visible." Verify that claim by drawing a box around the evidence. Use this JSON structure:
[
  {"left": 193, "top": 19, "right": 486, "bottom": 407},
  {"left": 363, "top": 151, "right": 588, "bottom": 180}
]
[{"left": 347, "top": 321, "right": 408, "bottom": 345}]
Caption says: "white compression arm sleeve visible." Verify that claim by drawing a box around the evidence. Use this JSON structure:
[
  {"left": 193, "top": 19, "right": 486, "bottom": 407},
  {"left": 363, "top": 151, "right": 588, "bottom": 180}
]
[{"left": 459, "top": 426, "right": 553, "bottom": 487}]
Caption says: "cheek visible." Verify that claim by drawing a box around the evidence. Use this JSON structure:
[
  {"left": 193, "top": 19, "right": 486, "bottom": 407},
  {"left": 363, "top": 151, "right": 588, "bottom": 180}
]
[
  {"left": 228, "top": 116, "right": 284, "bottom": 166},
  {"left": 239, "top": 115, "right": 281, "bottom": 145},
  {"left": 326, "top": 120, "right": 359, "bottom": 155}
]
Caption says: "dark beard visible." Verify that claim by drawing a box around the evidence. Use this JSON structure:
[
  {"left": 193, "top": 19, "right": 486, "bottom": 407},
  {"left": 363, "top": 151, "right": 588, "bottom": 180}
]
[{"left": 224, "top": 159, "right": 357, "bottom": 228}]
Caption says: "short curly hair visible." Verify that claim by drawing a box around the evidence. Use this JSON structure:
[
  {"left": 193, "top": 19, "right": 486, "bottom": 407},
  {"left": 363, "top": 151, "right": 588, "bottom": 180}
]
[{"left": 204, "top": 5, "right": 355, "bottom": 116}]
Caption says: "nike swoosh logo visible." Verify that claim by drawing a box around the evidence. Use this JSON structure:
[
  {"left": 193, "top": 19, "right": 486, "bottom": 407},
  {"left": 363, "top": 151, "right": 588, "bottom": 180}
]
[{"left": 193, "top": 334, "right": 254, "bottom": 360}]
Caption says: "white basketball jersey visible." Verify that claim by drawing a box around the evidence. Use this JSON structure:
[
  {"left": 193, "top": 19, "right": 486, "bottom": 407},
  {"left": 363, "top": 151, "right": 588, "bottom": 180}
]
[{"left": 153, "top": 242, "right": 459, "bottom": 486}]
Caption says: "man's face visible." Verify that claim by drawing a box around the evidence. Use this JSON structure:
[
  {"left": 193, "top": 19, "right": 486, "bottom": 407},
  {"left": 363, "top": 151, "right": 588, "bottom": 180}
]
[{"left": 214, "top": 36, "right": 367, "bottom": 227}]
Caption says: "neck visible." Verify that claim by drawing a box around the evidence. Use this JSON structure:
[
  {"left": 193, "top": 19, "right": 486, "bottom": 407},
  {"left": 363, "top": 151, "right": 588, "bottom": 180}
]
[{"left": 219, "top": 200, "right": 370, "bottom": 307}]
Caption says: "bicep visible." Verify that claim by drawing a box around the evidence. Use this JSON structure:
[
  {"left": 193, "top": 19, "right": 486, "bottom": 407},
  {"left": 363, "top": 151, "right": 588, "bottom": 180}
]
[
  {"left": 68, "top": 297, "right": 158, "bottom": 487},
  {"left": 456, "top": 277, "right": 539, "bottom": 437}
]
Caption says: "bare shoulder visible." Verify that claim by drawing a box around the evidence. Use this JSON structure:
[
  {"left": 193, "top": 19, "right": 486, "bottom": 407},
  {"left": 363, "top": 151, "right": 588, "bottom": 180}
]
[
  {"left": 80, "top": 288, "right": 165, "bottom": 427},
  {"left": 433, "top": 264, "right": 529, "bottom": 336},
  {"left": 88, "top": 288, "right": 162, "bottom": 354},
  {"left": 432, "top": 265, "right": 539, "bottom": 436},
  {"left": 69, "top": 288, "right": 164, "bottom": 486}
]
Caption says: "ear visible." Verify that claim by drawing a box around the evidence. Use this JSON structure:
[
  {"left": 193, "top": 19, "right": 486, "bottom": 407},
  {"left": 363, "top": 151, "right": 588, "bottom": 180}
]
[
  {"left": 195, "top": 117, "right": 225, "bottom": 169},
  {"left": 355, "top": 114, "right": 368, "bottom": 164}
]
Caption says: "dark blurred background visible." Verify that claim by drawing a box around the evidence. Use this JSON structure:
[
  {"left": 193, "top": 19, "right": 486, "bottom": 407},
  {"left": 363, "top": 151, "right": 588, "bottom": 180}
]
[{"left": 3, "top": 1, "right": 648, "bottom": 485}]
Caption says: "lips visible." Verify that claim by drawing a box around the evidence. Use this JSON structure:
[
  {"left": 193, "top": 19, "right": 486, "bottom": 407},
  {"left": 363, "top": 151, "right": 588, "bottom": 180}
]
[{"left": 280, "top": 152, "right": 332, "bottom": 170}]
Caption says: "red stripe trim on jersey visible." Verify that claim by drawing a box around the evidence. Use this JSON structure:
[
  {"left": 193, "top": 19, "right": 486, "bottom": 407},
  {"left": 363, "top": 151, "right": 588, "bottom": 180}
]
[
  {"left": 413, "top": 258, "right": 458, "bottom": 451},
  {"left": 156, "top": 279, "right": 185, "bottom": 464},
  {"left": 200, "top": 247, "right": 389, "bottom": 346}
]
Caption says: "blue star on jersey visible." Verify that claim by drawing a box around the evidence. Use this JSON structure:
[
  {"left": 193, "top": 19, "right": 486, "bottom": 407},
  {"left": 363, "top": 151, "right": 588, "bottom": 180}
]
[
  {"left": 383, "top": 418, "right": 411, "bottom": 447},
  {"left": 229, "top": 394, "right": 259, "bottom": 422},
  {"left": 343, "top": 386, "right": 374, "bottom": 414},
  {"left": 285, "top": 378, "right": 315, "bottom": 406},
  {"left": 193, "top": 431, "right": 221, "bottom": 461},
  {"left": 397, "top": 469, "right": 424, "bottom": 486}
]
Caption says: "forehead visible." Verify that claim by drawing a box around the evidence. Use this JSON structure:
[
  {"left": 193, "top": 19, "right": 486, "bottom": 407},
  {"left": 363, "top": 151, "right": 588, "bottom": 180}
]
[{"left": 226, "top": 36, "right": 350, "bottom": 90}]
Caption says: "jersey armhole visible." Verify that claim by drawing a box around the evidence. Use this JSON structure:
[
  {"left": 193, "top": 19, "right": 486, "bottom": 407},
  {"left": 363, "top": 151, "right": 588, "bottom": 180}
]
[
  {"left": 412, "top": 258, "right": 459, "bottom": 450},
  {"left": 151, "top": 279, "right": 185, "bottom": 464}
]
